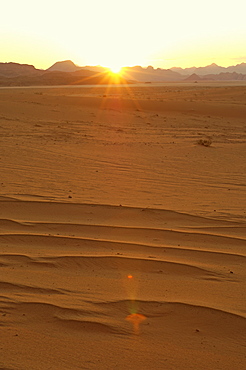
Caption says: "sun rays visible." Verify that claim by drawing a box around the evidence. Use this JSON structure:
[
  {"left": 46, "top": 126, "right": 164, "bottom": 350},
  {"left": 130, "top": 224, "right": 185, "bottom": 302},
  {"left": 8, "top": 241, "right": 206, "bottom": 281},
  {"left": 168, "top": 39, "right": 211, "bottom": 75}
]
[{"left": 109, "top": 66, "right": 123, "bottom": 74}]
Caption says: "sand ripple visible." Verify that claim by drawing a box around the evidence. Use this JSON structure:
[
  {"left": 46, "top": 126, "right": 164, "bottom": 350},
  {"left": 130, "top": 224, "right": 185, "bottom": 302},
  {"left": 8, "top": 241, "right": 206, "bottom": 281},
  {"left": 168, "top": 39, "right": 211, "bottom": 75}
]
[{"left": 0, "top": 198, "right": 246, "bottom": 369}]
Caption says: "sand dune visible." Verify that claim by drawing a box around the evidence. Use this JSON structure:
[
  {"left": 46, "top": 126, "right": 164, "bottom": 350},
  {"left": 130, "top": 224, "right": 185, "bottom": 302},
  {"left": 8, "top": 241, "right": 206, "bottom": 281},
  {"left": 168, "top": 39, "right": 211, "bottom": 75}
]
[{"left": 0, "top": 84, "right": 246, "bottom": 369}]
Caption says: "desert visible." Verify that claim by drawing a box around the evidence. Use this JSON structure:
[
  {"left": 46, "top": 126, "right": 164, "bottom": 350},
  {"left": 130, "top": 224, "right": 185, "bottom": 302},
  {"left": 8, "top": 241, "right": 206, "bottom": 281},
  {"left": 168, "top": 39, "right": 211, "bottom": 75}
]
[{"left": 0, "top": 82, "right": 246, "bottom": 369}]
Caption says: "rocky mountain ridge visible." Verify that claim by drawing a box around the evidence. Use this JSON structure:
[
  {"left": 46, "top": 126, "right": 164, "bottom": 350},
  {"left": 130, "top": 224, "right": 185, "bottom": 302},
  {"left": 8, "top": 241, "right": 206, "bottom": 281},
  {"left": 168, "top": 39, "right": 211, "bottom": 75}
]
[{"left": 0, "top": 60, "right": 246, "bottom": 85}]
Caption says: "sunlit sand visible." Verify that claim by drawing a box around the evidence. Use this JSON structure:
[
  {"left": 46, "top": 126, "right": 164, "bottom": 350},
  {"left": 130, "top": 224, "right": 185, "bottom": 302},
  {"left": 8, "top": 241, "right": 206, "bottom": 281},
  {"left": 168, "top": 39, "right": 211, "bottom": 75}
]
[{"left": 0, "top": 83, "right": 245, "bottom": 369}]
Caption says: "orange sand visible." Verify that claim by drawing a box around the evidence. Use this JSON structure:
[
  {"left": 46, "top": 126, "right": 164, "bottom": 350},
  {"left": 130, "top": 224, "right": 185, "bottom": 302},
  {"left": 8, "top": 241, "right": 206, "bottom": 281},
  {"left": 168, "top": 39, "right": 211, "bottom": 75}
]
[{"left": 0, "top": 83, "right": 245, "bottom": 369}]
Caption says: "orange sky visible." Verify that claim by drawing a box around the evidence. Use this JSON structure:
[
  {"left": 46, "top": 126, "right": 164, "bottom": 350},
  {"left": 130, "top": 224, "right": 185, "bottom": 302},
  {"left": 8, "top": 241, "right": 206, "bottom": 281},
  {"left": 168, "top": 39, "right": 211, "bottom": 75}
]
[{"left": 1, "top": 0, "right": 246, "bottom": 70}]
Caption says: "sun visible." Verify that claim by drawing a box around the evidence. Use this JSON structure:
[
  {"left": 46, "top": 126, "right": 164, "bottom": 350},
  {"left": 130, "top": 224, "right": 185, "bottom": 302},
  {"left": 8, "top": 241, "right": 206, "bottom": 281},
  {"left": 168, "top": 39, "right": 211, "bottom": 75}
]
[{"left": 109, "top": 65, "right": 122, "bottom": 74}]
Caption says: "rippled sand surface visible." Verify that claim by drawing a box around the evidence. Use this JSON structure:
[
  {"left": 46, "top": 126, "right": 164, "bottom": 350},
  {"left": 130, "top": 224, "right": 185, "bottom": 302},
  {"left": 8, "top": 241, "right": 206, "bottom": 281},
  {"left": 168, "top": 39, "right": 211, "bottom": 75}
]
[{"left": 0, "top": 84, "right": 246, "bottom": 369}]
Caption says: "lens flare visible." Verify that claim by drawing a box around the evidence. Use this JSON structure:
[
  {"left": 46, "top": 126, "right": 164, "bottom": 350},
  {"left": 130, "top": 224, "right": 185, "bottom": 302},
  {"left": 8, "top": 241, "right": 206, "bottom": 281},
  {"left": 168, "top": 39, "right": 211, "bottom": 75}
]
[
  {"left": 124, "top": 274, "right": 147, "bottom": 334},
  {"left": 126, "top": 313, "right": 147, "bottom": 335}
]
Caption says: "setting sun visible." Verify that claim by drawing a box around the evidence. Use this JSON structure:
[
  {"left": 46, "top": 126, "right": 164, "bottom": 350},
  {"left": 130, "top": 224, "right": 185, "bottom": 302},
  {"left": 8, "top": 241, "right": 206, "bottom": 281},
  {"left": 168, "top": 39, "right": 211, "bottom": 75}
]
[
  {"left": 1, "top": 0, "right": 245, "bottom": 70},
  {"left": 109, "top": 65, "right": 122, "bottom": 74}
]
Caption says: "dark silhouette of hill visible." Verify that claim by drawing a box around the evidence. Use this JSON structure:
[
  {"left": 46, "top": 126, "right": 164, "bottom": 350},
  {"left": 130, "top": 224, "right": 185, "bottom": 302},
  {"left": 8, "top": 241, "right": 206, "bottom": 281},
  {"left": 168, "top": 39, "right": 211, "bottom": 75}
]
[
  {"left": 29, "top": 61, "right": 184, "bottom": 81},
  {"left": 183, "top": 73, "right": 202, "bottom": 82},
  {"left": 120, "top": 66, "right": 183, "bottom": 82},
  {"left": 183, "top": 71, "right": 246, "bottom": 81},
  {"left": 0, "top": 68, "right": 131, "bottom": 86},
  {"left": 202, "top": 72, "right": 246, "bottom": 81},
  {"left": 0, "top": 60, "right": 246, "bottom": 86},
  {"left": 48, "top": 60, "right": 107, "bottom": 73},
  {"left": 0, "top": 62, "right": 42, "bottom": 77},
  {"left": 47, "top": 62, "right": 183, "bottom": 81},
  {"left": 171, "top": 62, "right": 246, "bottom": 76},
  {"left": 47, "top": 60, "right": 81, "bottom": 72}
]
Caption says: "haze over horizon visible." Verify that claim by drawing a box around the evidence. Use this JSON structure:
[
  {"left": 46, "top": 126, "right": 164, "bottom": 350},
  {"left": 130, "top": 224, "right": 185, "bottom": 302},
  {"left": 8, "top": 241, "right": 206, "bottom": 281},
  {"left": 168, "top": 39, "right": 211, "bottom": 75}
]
[
  {"left": 2, "top": 59, "right": 246, "bottom": 73},
  {"left": 1, "top": 0, "right": 246, "bottom": 71}
]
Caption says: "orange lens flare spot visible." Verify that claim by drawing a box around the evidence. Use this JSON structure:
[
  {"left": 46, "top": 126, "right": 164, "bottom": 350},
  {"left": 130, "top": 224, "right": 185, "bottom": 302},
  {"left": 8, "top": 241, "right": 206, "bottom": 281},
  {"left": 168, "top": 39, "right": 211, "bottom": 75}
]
[
  {"left": 128, "top": 275, "right": 133, "bottom": 279},
  {"left": 126, "top": 313, "right": 147, "bottom": 335}
]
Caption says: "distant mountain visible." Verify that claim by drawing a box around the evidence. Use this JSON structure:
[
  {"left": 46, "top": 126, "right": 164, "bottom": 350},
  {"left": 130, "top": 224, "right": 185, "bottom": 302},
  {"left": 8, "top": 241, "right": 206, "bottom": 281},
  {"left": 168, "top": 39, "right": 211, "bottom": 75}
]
[
  {"left": 47, "top": 60, "right": 81, "bottom": 72},
  {"left": 120, "top": 66, "right": 183, "bottom": 82},
  {"left": 227, "top": 62, "right": 246, "bottom": 74},
  {"left": 47, "top": 61, "right": 107, "bottom": 73},
  {"left": 194, "top": 64, "right": 226, "bottom": 75},
  {"left": 0, "top": 68, "right": 132, "bottom": 87},
  {"left": 183, "top": 73, "right": 202, "bottom": 81},
  {"left": 46, "top": 62, "right": 182, "bottom": 81},
  {"left": 171, "top": 63, "right": 225, "bottom": 76},
  {"left": 0, "top": 62, "right": 42, "bottom": 77},
  {"left": 171, "top": 62, "right": 246, "bottom": 76},
  {"left": 183, "top": 71, "right": 246, "bottom": 81},
  {"left": 0, "top": 60, "right": 246, "bottom": 86},
  {"left": 203, "top": 72, "right": 246, "bottom": 81}
]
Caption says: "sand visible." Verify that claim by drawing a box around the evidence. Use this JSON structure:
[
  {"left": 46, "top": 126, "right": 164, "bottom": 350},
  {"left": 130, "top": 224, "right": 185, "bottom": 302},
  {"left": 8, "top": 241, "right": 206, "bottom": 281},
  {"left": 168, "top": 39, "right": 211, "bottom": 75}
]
[{"left": 0, "top": 82, "right": 246, "bottom": 369}]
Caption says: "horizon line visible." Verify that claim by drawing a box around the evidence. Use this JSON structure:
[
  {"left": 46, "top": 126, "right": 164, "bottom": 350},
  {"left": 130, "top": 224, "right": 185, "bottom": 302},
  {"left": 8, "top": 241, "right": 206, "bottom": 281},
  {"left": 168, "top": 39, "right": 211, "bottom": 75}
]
[{"left": 1, "top": 59, "right": 246, "bottom": 71}]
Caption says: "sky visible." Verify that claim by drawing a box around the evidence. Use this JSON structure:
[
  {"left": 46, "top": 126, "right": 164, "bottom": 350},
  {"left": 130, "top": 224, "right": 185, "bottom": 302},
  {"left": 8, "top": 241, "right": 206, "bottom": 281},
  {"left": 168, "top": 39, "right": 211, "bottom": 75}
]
[{"left": 1, "top": 0, "right": 246, "bottom": 70}]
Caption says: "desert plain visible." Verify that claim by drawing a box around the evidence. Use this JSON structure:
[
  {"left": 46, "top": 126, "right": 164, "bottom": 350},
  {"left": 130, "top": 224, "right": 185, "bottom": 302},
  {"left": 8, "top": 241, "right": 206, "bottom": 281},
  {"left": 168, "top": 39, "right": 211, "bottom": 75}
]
[{"left": 0, "top": 82, "right": 246, "bottom": 369}]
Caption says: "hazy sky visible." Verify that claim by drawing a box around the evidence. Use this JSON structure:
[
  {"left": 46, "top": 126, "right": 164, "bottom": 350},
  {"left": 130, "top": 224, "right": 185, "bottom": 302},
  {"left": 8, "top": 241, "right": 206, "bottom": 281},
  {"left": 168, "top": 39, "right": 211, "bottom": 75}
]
[{"left": 1, "top": 0, "right": 246, "bottom": 70}]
